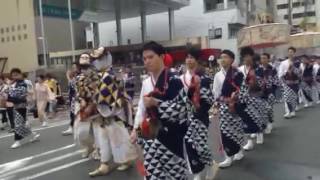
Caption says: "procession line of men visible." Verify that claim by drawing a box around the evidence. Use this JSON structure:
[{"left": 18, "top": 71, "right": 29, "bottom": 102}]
[
  {"left": 70, "top": 42, "right": 320, "bottom": 179},
  {"left": 4, "top": 40, "right": 320, "bottom": 180}
]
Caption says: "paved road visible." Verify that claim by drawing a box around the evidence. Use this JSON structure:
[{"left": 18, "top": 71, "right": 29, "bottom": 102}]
[{"left": 0, "top": 103, "right": 320, "bottom": 180}]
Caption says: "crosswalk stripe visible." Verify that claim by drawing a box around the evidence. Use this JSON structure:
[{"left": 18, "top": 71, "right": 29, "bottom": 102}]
[
  {"left": 0, "top": 150, "right": 83, "bottom": 179},
  {"left": 0, "top": 144, "right": 76, "bottom": 174},
  {"left": 21, "top": 158, "right": 90, "bottom": 180},
  {"left": 0, "top": 121, "right": 69, "bottom": 139}
]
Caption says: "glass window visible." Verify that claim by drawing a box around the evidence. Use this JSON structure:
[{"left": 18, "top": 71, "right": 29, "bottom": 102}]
[
  {"left": 204, "top": 0, "right": 224, "bottom": 12},
  {"left": 214, "top": 28, "right": 222, "bottom": 39},
  {"left": 12, "top": 36, "right": 15, "bottom": 41},
  {"left": 229, "top": 24, "right": 242, "bottom": 39},
  {"left": 277, "top": 4, "right": 288, "bottom": 9},
  {"left": 17, "top": 25, "right": 21, "bottom": 31},
  {"left": 23, "top": 24, "right": 27, "bottom": 30},
  {"left": 24, "top": 34, "right": 28, "bottom": 39},
  {"left": 18, "top": 34, "right": 22, "bottom": 40},
  {"left": 6, "top": 27, "right": 9, "bottom": 33},
  {"left": 6, "top": 36, "right": 10, "bottom": 42},
  {"left": 11, "top": 26, "right": 15, "bottom": 32},
  {"left": 0, "top": 28, "right": 4, "bottom": 34},
  {"left": 1, "top": 37, "right": 5, "bottom": 43}
]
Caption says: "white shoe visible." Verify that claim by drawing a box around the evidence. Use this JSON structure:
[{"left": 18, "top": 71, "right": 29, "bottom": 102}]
[
  {"left": 10, "top": 141, "right": 21, "bottom": 149},
  {"left": 250, "top": 134, "right": 257, "bottom": 138},
  {"left": 316, "top": 100, "right": 320, "bottom": 104},
  {"left": 218, "top": 157, "right": 232, "bottom": 168},
  {"left": 284, "top": 113, "right": 291, "bottom": 118},
  {"left": 117, "top": 163, "right": 131, "bottom": 171},
  {"left": 295, "top": 106, "right": 300, "bottom": 111},
  {"left": 290, "top": 111, "right": 296, "bottom": 118},
  {"left": 304, "top": 103, "right": 310, "bottom": 108},
  {"left": 41, "top": 121, "right": 48, "bottom": 127},
  {"left": 62, "top": 127, "right": 73, "bottom": 136},
  {"left": 256, "top": 133, "right": 264, "bottom": 144},
  {"left": 194, "top": 174, "right": 202, "bottom": 180},
  {"left": 264, "top": 123, "right": 273, "bottom": 134},
  {"left": 233, "top": 150, "right": 244, "bottom": 161},
  {"left": 30, "top": 133, "right": 40, "bottom": 143},
  {"left": 243, "top": 139, "right": 254, "bottom": 151}
]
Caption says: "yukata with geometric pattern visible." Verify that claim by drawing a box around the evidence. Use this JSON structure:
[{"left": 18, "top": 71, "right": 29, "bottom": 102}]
[
  {"left": 237, "top": 65, "right": 268, "bottom": 134},
  {"left": 256, "top": 64, "right": 281, "bottom": 123},
  {"left": 300, "top": 63, "right": 316, "bottom": 103},
  {"left": 213, "top": 67, "right": 247, "bottom": 157},
  {"left": 137, "top": 69, "right": 190, "bottom": 180},
  {"left": 279, "top": 59, "right": 301, "bottom": 113},
  {"left": 7, "top": 80, "right": 31, "bottom": 140},
  {"left": 180, "top": 70, "right": 214, "bottom": 174}
]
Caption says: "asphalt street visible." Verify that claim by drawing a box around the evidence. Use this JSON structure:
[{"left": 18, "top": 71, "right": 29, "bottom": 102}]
[{"left": 0, "top": 103, "right": 320, "bottom": 180}]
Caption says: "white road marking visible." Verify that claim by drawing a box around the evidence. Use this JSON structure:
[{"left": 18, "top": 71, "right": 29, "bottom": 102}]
[
  {"left": 20, "top": 158, "right": 90, "bottom": 180},
  {"left": 0, "top": 150, "right": 83, "bottom": 179},
  {"left": 0, "top": 121, "right": 69, "bottom": 139},
  {"left": 0, "top": 144, "right": 76, "bottom": 174}
]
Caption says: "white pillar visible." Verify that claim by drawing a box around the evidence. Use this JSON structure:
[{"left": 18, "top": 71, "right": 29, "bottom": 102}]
[
  {"left": 168, "top": 8, "right": 175, "bottom": 41},
  {"left": 316, "top": 0, "right": 320, "bottom": 31},
  {"left": 68, "top": 0, "right": 75, "bottom": 62},
  {"left": 115, "top": 0, "right": 122, "bottom": 45},
  {"left": 224, "top": 0, "right": 228, "bottom": 9}
]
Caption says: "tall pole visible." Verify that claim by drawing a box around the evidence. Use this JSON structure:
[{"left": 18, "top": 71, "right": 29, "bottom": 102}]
[
  {"left": 39, "top": 0, "right": 47, "bottom": 67},
  {"left": 168, "top": 8, "right": 175, "bottom": 40},
  {"left": 68, "top": 0, "right": 75, "bottom": 62},
  {"left": 115, "top": 0, "right": 122, "bottom": 45},
  {"left": 288, "top": 0, "right": 293, "bottom": 26}
]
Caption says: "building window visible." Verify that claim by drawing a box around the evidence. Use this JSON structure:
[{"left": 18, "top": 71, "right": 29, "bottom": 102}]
[
  {"left": 11, "top": 26, "right": 15, "bottom": 32},
  {"left": 214, "top": 28, "right": 222, "bottom": 39},
  {"left": 0, "top": 28, "right": 4, "bottom": 34},
  {"left": 12, "top": 36, "right": 15, "bottom": 41},
  {"left": 6, "top": 36, "right": 10, "bottom": 42},
  {"left": 23, "top": 24, "right": 27, "bottom": 30},
  {"left": 228, "top": 0, "right": 237, "bottom": 8},
  {"left": 229, "top": 24, "right": 243, "bottom": 39},
  {"left": 1, "top": 37, "right": 4, "bottom": 43},
  {"left": 24, "top": 34, "right": 28, "bottom": 39},
  {"left": 204, "top": 0, "right": 224, "bottom": 12},
  {"left": 6, "top": 27, "right": 9, "bottom": 33},
  {"left": 17, "top": 25, "right": 21, "bottom": 31},
  {"left": 277, "top": 4, "right": 288, "bottom": 9},
  {"left": 18, "top": 34, "right": 22, "bottom": 40},
  {"left": 284, "top": 11, "right": 316, "bottom": 19}
]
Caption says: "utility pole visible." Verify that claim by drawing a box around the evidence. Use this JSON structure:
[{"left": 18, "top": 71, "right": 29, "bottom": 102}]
[
  {"left": 287, "top": 0, "right": 293, "bottom": 26},
  {"left": 68, "top": 0, "right": 75, "bottom": 62},
  {"left": 39, "top": 0, "right": 47, "bottom": 67}
]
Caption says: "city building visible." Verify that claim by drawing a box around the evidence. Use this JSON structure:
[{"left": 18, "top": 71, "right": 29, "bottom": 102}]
[
  {"left": 275, "top": 0, "right": 320, "bottom": 32},
  {"left": 0, "top": 0, "right": 189, "bottom": 73},
  {"left": 99, "top": 0, "right": 269, "bottom": 61}
]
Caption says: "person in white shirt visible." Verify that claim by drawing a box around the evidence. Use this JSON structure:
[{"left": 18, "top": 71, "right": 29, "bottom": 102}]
[
  {"left": 299, "top": 55, "right": 317, "bottom": 107},
  {"left": 278, "top": 47, "right": 300, "bottom": 118},
  {"left": 180, "top": 47, "right": 218, "bottom": 180},
  {"left": 212, "top": 50, "right": 246, "bottom": 168},
  {"left": 314, "top": 57, "right": 320, "bottom": 104},
  {"left": 131, "top": 41, "right": 194, "bottom": 179},
  {"left": 237, "top": 47, "right": 269, "bottom": 150}
]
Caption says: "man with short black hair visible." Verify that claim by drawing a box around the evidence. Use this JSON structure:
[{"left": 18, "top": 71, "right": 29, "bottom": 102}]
[
  {"left": 132, "top": 41, "right": 194, "bottom": 179},
  {"left": 212, "top": 49, "right": 246, "bottom": 168},
  {"left": 5, "top": 68, "right": 40, "bottom": 149},
  {"left": 278, "top": 46, "right": 300, "bottom": 118}
]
